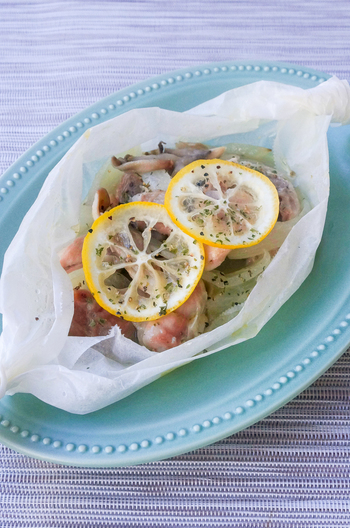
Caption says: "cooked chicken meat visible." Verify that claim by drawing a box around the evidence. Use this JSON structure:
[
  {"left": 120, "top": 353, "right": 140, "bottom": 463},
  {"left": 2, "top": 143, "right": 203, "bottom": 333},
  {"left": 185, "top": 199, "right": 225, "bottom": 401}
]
[
  {"left": 69, "top": 289, "right": 136, "bottom": 340},
  {"left": 115, "top": 172, "right": 144, "bottom": 204},
  {"left": 135, "top": 281, "right": 207, "bottom": 352},
  {"left": 237, "top": 159, "right": 301, "bottom": 222},
  {"left": 59, "top": 235, "right": 85, "bottom": 273}
]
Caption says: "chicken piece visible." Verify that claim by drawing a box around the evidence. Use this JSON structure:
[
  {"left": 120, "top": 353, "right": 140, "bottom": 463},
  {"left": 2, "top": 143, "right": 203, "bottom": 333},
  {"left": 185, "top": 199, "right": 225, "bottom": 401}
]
[
  {"left": 269, "top": 175, "right": 301, "bottom": 221},
  {"left": 135, "top": 281, "right": 208, "bottom": 352},
  {"left": 237, "top": 159, "right": 301, "bottom": 222},
  {"left": 116, "top": 172, "right": 144, "bottom": 204},
  {"left": 204, "top": 246, "right": 231, "bottom": 271},
  {"left": 176, "top": 280, "right": 207, "bottom": 320},
  {"left": 69, "top": 289, "right": 136, "bottom": 339},
  {"left": 59, "top": 235, "right": 85, "bottom": 273},
  {"left": 135, "top": 312, "right": 188, "bottom": 352},
  {"left": 176, "top": 280, "right": 208, "bottom": 339}
]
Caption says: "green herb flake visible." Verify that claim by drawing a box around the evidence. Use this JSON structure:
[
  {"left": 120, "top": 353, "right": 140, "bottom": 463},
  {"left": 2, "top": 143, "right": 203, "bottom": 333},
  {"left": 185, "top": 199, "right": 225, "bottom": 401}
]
[{"left": 159, "top": 305, "right": 167, "bottom": 316}]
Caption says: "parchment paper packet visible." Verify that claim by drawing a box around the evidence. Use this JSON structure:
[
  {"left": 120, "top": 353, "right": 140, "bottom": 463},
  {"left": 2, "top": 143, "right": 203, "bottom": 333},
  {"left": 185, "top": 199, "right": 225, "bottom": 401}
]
[{"left": 0, "top": 77, "right": 349, "bottom": 414}]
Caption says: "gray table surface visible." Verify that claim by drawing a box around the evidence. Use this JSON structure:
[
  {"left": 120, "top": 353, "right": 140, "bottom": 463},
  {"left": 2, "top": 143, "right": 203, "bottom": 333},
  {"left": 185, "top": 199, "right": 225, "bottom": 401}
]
[{"left": 1, "top": 1, "right": 350, "bottom": 526}]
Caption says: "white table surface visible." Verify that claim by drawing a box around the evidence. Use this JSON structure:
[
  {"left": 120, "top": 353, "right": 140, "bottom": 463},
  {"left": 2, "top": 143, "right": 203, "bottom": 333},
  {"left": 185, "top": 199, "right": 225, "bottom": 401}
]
[{"left": 1, "top": 1, "right": 350, "bottom": 526}]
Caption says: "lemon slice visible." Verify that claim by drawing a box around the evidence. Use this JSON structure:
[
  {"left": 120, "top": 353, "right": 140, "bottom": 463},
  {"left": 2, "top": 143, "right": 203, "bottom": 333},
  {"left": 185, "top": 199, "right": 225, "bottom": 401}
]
[
  {"left": 165, "top": 159, "right": 279, "bottom": 249},
  {"left": 82, "top": 202, "right": 205, "bottom": 322}
]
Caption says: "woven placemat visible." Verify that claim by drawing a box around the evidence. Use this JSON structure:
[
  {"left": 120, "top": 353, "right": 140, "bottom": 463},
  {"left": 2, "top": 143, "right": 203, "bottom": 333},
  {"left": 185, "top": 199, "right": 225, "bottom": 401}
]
[{"left": 1, "top": 1, "right": 350, "bottom": 526}]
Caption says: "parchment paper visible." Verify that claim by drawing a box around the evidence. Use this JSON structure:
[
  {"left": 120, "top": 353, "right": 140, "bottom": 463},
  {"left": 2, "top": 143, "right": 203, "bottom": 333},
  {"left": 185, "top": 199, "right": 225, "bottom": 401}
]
[{"left": 0, "top": 77, "right": 349, "bottom": 413}]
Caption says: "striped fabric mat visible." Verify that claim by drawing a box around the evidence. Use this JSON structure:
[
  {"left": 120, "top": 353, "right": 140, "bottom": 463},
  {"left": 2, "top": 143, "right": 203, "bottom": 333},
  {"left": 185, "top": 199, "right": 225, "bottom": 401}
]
[{"left": 1, "top": 1, "right": 350, "bottom": 526}]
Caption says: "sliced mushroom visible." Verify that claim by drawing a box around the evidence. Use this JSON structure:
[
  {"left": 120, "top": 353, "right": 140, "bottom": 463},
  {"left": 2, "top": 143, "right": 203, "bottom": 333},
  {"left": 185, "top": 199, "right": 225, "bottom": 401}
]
[
  {"left": 115, "top": 157, "right": 175, "bottom": 175},
  {"left": 206, "top": 146, "right": 227, "bottom": 159},
  {"left": 111, "top": 156, "right": 122, "bottom": 168},
  {"left": 92, "top": 188, "right": 111, "bottom": 221}
]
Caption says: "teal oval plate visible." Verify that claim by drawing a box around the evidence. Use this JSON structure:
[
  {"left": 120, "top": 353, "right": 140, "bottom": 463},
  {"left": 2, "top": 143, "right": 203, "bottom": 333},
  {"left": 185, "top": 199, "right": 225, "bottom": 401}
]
[{"left": 1, "top": 61, "right": 350, "bottom": 467}]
